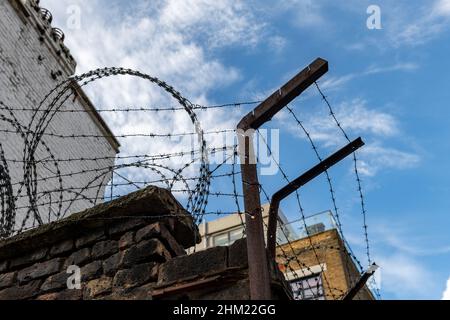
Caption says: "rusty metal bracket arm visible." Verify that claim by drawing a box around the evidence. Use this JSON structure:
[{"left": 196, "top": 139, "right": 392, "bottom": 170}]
[
  {"left": 342, "top": 263, "right": 379, "bottom": 300},
  {"left": 237, "top": 58, "right": 329, "bottom": 131},
  {"left": 267, "top": 137, "right": 365, "bottom": 260}
]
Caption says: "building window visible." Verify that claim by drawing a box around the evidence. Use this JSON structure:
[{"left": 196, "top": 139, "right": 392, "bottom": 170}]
[
  {"left": 290, "top": 274, "right": 325, "bottom": 300},
  {"left": 212, "top": 227, "right": 244, "bottom": 247},
  {"left": 213, "top": 232, "right": 229, "bottom": 247},
  {"left": 229, "top": 228, "right": 243, "bottom": 243}
]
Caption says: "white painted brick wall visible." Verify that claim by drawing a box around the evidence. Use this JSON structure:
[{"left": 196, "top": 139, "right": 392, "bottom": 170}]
[{"left": 0, "top": 0, "right": 118, "bottom": 234}]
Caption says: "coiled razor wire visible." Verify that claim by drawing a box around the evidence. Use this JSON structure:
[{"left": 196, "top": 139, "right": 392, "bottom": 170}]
[
  {"left": 0, "top": 67, "right": 211, "bottom": 235},
  {"left": 0, "top": 66, "right": 380, "bottom": 300}
]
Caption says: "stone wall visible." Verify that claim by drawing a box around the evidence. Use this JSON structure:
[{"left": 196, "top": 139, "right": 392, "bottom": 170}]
[
  {"left": 0, "top": 187, "right": 197, "bottom": 300},
  {"left": 154, "top": 238, "right": 290, "bottom": 300},
  {"left": 0, "top": 186, "right": 291, "bottom": 300}
]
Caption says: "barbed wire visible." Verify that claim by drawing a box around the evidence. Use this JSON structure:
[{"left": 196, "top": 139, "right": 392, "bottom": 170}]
[
  {"left": 3, "top": 146, "right": 235, "bottom": 164},
  {"left": 0, "top": 101, "right": 262, "bottom": 113},
  {"left": 0, "top": 127, "right": 236, "bottom": 140},
  {"left": 286, "top": 105, "right": 362, "bottom": 289},
  {"left": 255, "top": 131, "right": 338, "bottom": 300},
  {"left": 0, "top": 66, "right": 379, "bottom": 300},
  {"left": 0, "top": 67, "right": 214, "bottom": 235},
  {"left": 314, "top": 81, "right": 381, "bottom": 299}
]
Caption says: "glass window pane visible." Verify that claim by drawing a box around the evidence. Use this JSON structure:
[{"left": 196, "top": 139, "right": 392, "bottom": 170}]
[
  {"left": 290, "top": 274, "right": 324, "bottom": 300},
  {"left": 305, "top": 277, "right": 320, "bottom": 287},
  {"left": 303, "top": 288, "right": 317, "bottom": 299},
  {"left": 213, "top": 233, "right": 229, "bottom": 246},
  {"left": 229, "top": 228, "right": 244, "bottom": 243}
]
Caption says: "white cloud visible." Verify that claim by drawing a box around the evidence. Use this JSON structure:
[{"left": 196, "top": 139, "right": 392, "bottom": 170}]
[
  {"left": 348, "top": 221, "right": 444, "bottom": 299},
  {"left": 318, "top": 74, "right": 356, "bottom": 93},
  {"left": 443, "top": 277, "right": 450, "bottom": 300},
  {"left": 285, "top": 99, "right": 399, "bottom": 146},
  {"left": 319, "top": 62, "right": 419, "bottom": 92},
  {"left": 358, "top": 145, "right": 420, "bottom": 177},
  {"left": 338, "top": 103, "right": 397, "bottom": 136},
  {"left": 370, "top": 222, "right": 450, "bottom": 256},
  {"left": 39, "top": 0, "right": 262, "bottom": 118},
  {"left": 386, "top": 0, "right": 450, "bottom": 47},
  {"left": 42, "top": 0, "right": 250, "bottom": 93},
  {"left": 37, "top": 0, "right": 267, "bottom": 198},
  {"left": 335, "top": 0, "right": 450, "bottom": 49},
  {"left": 285, "top": 0, "right": 325, "bottom": 28},
  {"left": 377, "top": 254, "right": 436, "bottom": 299},
  {"left": 276, "top": 0, "right": 450, "bottom": 48},
  {"left": 158, "top": 0, "right": 265, "bottom": 48},
  {"left": 280, "top": 98, "right": 420, "bottom": 176},
  {"left": 364, "top": 63, "right": 419, "bottom": 75},
  {"left": 434, "top": 0, "right": 450, "bottom": 17},
  {"left": 267, "top": 35, "right": 287, "bottom": 53}
]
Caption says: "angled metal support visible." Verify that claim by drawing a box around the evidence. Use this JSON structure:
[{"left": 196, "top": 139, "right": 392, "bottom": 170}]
[
  {"left": 237, "top": 58, "right": 329, "bottom": 300},
  {"left": 343, "top": 263, "right": 379, "bottom": 300},
  {"left": 267, "top": 138, "right": 365, "bottom": 261}
]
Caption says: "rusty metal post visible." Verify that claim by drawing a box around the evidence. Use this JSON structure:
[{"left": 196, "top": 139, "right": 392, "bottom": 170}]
[
  {"left": 237, "top": 130, "right": 271, "bottom": 300},
  {"left": 237, "top": 58, "right": 329, "bottom": 300},
  {"left": 267, "top": 138, "right": 365, "bottom": 261}
]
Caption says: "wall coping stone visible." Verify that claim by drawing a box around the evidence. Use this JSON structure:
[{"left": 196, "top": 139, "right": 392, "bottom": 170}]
[{"left": 0, "top": 187, "right": 200, "bottom": 261}]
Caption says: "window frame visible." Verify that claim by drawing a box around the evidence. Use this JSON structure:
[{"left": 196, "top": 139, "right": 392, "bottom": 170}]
[
  {"left": 212, "top": 227, "right": 244, "bottom": 247},
  {"left": 290, "top": 273, "right": 325, "bottom": 300}
]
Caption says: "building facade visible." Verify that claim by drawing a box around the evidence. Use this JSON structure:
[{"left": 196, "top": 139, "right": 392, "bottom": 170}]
[
  {"left": 192, "top": 208, "right": 374, "bottom": 300},
  {"left": 277, "top": 227, "right": 374, "bottom": 300},
  {"left": 189, "top": 204, "right": 296, "bottom": 252},
  {"left": 0, "top": 0, "right": 119, "bottom": 236}
]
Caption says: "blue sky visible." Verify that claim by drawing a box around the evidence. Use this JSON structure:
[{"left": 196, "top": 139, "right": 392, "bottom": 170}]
[{"left": 41, "top": 0, "right": 450, "bottom": 299}]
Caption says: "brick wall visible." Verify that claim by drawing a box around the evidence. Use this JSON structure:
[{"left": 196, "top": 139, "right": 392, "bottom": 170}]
[
  {"left": 277, "top": 229, "right": 374, "bottom": 300},
  {"left": 0, "top": 0, "right": 118, "bottom": 234},
  {"left": 0, "top": 186, "right": 291, "bottom": 300}
]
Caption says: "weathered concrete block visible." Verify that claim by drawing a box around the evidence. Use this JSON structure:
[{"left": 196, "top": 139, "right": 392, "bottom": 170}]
[
  {"left": 92, "top": 240, "right": 118, "bottom": 260},
  {"left": 113, "top": 263, "right": 158, "bottom": 289},
  {"left": 10, "top": 247, "right": 48, "bottom": 268},
  {"left": 84, "top": 277, "right": 113, "bottom": 299},
  {"left": 17, "top": 258, "right": 64, "bottom": 283},
  {"left": 81, "top": 261, "right": 102, "bottom": 282},
  {"left": 121, "top": 239, "right": 171, "bottom": 268},
  {"left": 228, "top": 239, "right": 248, "bottom": 268},
  {"left": 103, "top": 252, "right": 123, "bottom": 277},
  {"left": 158, "top": 246, "right": 227, "bottom": 284},
  {"left": 49, "top": 239, "right": 74, "bottom": 257},
  {"left": 40, "top": 271, "right": 70, "bottom": 292},
  {"left": 0, "top": 280, "right": 42, "bottom": 300},
  {"left": 135, "top": 223, "right": 160, "bottom": 242},
  {"left": 197, "top": 279, "right": 250, "bottom": 300},
  {"left": 108, "top": 219, "right": 147, "bottom": 236},
  {"left": 0, "top": 261, "right": 8, "bottom": 273},
  {"left": 75, "top": 229, "right": 105, "bottom": 248},
  {"left": 65, "top": 248, "right": 91, "bottom": 267},
  {"left": 136, "top": 223, "right": 186, "bottom": 257},
  {"left": 119, "top": 231, "right": 134, "bottom": 250},
  {"left": 105, "top": 283, "right": 154, "bottom": 300},
  {"left": 164, "top": 217, "right": 200, "bottom": 249},
  {"left": 36, "top": 290, "right": 82, "bottom": 300},
  {"left": 0, "top": 272, "right": 16, "bottom": 290}
]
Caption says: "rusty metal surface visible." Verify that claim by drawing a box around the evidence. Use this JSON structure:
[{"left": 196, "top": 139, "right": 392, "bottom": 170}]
[
  {"left": 237, "top": 128, "right": 270, "bottom": 299},
  {"left": 152, "top": 267, "right": 248, "bottom": 298},
  {"left": 237, "top": 58, "right": 329, "bottom": 131},
  {"left": 237, "top": 58, "right": 329, "bottom": 300},
  {"left": 343, "top": 263, "right": 378, "bottom": 300}
]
